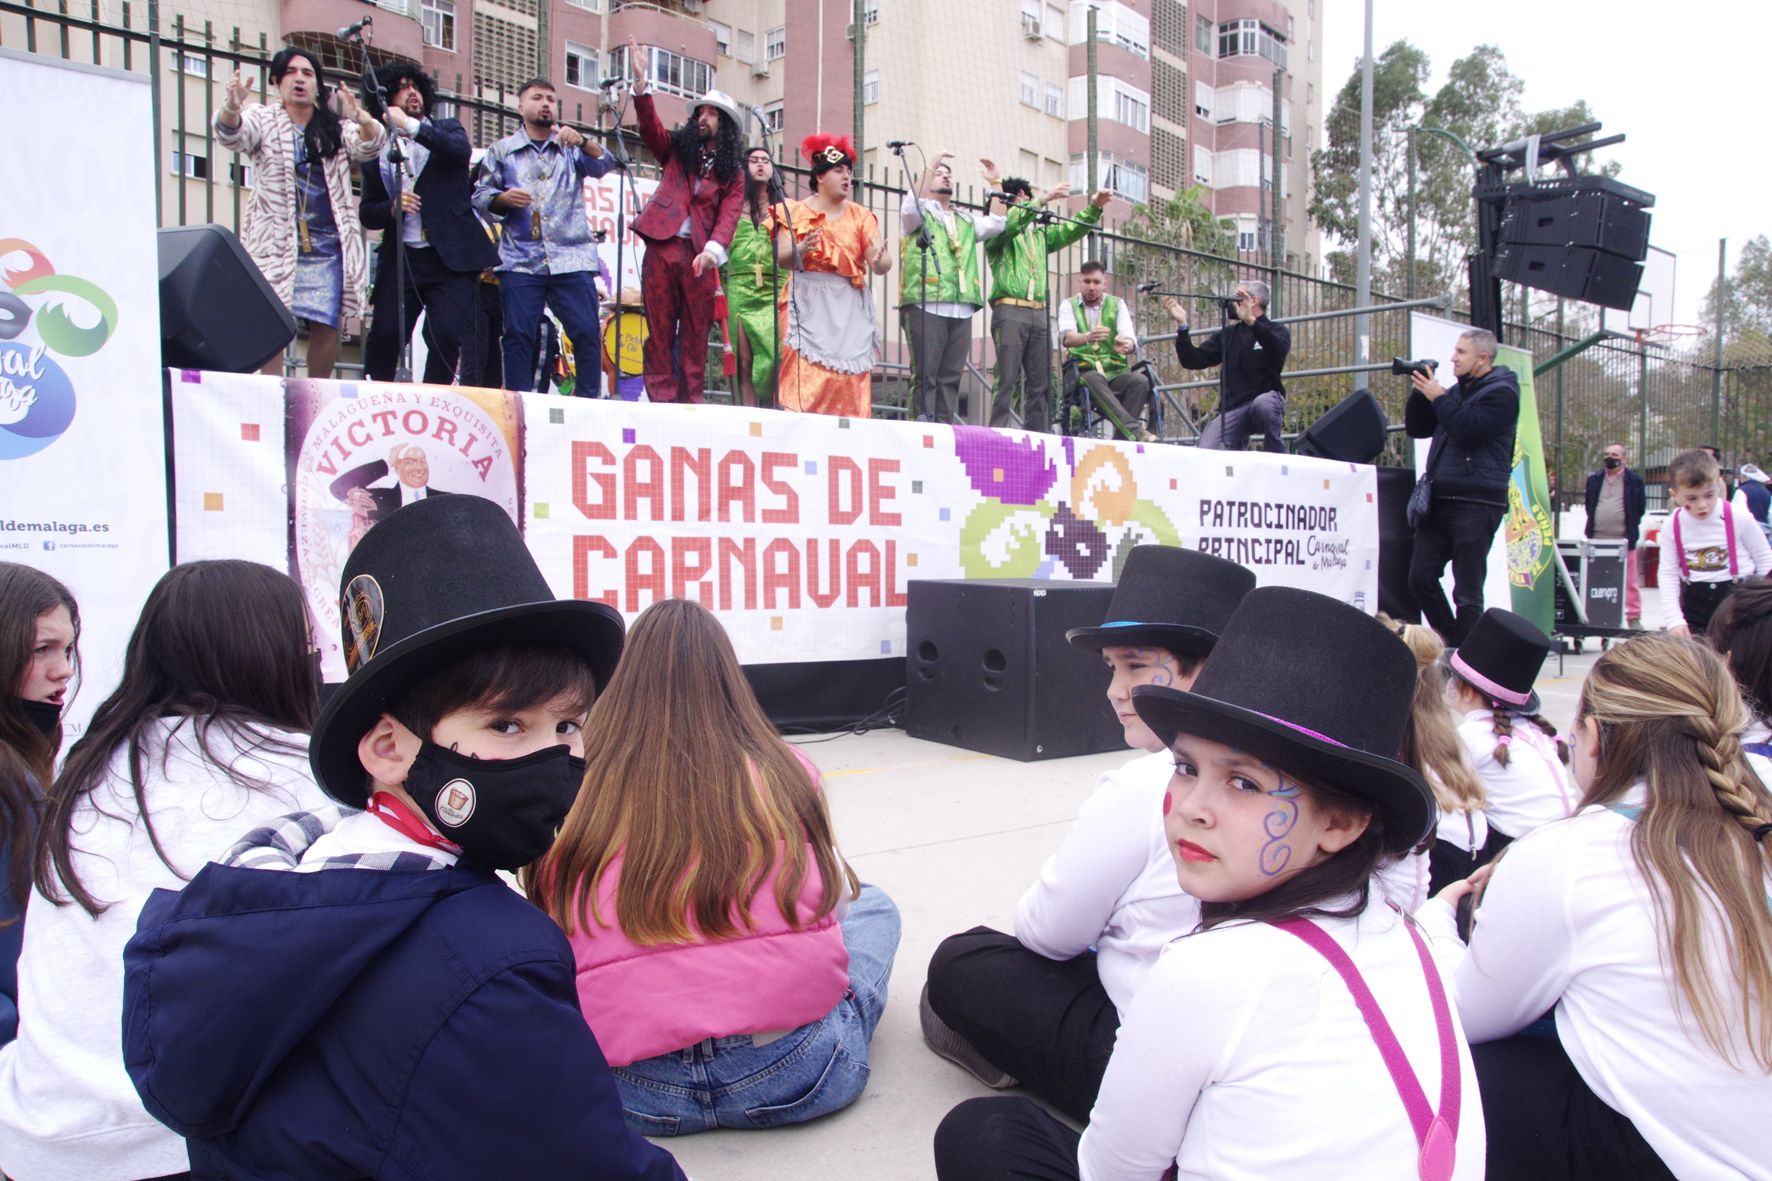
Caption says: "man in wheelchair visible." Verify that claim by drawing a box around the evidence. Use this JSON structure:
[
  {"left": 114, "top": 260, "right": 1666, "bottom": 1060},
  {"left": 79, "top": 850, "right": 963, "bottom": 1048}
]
[{"left": 1056, "top": 260, "right": 1158, "bottom": 442}]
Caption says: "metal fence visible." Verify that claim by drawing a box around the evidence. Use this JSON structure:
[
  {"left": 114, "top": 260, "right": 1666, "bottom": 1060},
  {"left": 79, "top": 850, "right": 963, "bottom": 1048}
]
[{"left": 7, "top": 0, "right": 1769, "bottom": 493}]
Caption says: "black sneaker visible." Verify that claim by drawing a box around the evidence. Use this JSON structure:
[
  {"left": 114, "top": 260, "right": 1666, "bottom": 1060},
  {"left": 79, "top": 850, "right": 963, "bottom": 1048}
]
[{"left": 918, "top": 984, "right": 1019, "bottom": 1089}]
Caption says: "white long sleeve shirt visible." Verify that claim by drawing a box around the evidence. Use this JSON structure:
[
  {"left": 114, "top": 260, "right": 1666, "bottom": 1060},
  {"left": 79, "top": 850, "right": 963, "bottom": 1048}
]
[
  {"left": 1418, "top": 786, "right": 1772, "bottom": 1180},
  {"left": 1458, "top": 711, "right": 1574, "bottom": 840},
  {"left": 0, "top": 720, "right": 331, "bottom": 1181},
  {"left": 1657, "top": 503, "right": 1772, "bottom": 630},
  {"left": 1081, "top": 898, "right": 1484, "bottom": 1181},
  {"left": 897, "top": 193, "right": 1004, "bottom": 318},
  {"left": 1014, "top": 751, "right": 1199, "bottom": 1017}
]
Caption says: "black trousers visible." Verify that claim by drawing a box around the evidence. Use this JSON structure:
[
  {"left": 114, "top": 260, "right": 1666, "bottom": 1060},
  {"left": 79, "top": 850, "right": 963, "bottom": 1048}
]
[
  {"left": 925, "top": 927, "right": 1118, "bottom": 1123},
  {"left": 1679, "top": 579, "right": 1740, "bottom": 637},
  {"left": 1408, "top": 497, "right": 1506, "bottom": 647},
  {"left": 934, "top": 1096, "right": 1082, "bottom": 1181},
  {"left": 989, "top": 303, "right": 1053, "bottom": 432},
  {"left": 1475, "top": 1033, "right": 1674, "bottom": 1181},
  {"left": 364, "top": 246, "right": 484, "bottom": 386}
]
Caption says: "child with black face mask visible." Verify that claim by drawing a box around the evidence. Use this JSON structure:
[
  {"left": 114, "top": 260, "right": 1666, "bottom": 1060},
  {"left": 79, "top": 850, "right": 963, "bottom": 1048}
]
[{"left": 119, "top": 497, "right": 685, "bottom": 1181}]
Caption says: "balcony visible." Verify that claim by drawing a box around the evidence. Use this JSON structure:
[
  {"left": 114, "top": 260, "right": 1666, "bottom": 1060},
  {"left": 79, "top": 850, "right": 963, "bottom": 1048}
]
[{"left": 282, "top": 0, "right": 425, "bottom": 67}]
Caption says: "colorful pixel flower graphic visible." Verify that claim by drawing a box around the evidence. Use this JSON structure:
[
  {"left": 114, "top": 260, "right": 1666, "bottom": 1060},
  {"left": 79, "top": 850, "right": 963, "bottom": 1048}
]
[{"left": 0, "top": 238, "right": 117, "bottom": 460}]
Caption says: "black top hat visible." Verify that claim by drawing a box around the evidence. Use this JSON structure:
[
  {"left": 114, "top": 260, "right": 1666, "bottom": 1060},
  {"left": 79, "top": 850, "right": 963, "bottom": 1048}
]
[
  {"left": 1447, "top": 608, "right": 1552, "bottom": 715},
  {"left": 1131, "top": 586, "right": 1432, "bottom": 853},
  {"left": 310, "top": 496, "right": 624, "bottom": 806},
  {"left": 1066, "top": 546, "right": 1257, "bottom": 657}
]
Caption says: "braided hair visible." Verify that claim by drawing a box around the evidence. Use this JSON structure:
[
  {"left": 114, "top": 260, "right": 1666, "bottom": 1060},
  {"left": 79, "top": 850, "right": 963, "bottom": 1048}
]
[{"left": 1577, "top": 632, "right": 1772, "bottom": 1070}]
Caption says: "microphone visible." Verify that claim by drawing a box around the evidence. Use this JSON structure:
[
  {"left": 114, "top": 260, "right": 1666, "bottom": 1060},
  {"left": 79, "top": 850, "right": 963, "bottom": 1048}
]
[
  {"left": 885, "top": 139, "right": 913, "bottom": 149},
  {"left": 596, "top": 76, "right": 627, "bottom": 90},
  {"left": 336, "top": 14, "right": 373, "bottom": 39},
  {"left": 1136, "top": 282, "right": 1159, "bottom": 293}
]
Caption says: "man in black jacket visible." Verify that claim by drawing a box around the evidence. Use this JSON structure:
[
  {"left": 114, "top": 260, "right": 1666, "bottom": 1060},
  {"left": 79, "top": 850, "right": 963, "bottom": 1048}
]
[
  {"left": 1405, "top": 327, "right": 1519, "bottom": 646},
  {"left": 360, "top": 64, "right": 500, "bottom": 385},
  {"left": 1584, "top": 442, "right": 1647, "bottom": 627},
  {"left": 1162, "top": 281, "right": 1291, "bottom": 451}
]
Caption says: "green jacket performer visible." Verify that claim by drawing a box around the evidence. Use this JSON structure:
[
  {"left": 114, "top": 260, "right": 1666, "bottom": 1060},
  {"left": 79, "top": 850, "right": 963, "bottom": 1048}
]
[
  {"left": 723, "top": 147, "right": 787, "bottom": 407},
  {"left": 983, "top": 181, "right": 1108, "bottom": 433}
]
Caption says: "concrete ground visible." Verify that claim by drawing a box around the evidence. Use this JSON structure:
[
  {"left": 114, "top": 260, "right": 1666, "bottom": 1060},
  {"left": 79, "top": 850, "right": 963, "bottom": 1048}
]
[{"left": 657, "top": 593, "right": 1651, "bottom": 1180}]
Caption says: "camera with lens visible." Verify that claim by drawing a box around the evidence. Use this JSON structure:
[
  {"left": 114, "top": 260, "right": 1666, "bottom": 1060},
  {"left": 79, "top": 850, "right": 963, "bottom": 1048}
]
[
  {"left": 1391, "top": 357, "right": 1437, "bottom": 378},
  {"left": 1218, "top": 296, "right": 1241, "bottom": 320}
]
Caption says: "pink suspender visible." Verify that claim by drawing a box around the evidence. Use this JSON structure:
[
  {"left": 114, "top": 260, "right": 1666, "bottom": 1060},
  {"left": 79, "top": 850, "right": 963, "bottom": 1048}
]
[
  {"left": 1672, "top": 502, "right": 1739, "bottom": 580},
  {"left": 1271, "top": 917, "right": 1460, "bottom": 1181}
]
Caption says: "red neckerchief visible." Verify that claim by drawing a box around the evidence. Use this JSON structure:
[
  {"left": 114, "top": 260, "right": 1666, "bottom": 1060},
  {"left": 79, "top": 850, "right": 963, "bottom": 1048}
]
[{"left": 367, "top": 791, "right": 462, "bottom": 854}]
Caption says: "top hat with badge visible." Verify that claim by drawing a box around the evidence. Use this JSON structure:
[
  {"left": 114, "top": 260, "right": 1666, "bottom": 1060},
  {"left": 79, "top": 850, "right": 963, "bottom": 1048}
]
[
  {"left": 309, "top": 494, "right": 624, "bottom": 806},
  {"left": 1446, "top": 607, "right": 1553, "bottom": 715},
  {"left": 1131, "top": 586, "right": 1433, "bottom": 853},
  {"left": 1065, "top": 545, "right": 1257, "bottom": 659}
]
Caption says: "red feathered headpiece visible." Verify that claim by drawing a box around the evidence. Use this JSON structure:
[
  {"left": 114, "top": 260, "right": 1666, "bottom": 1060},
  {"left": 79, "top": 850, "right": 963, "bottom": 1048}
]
[{"left": 801, "top": 133, "right": 856, "bottom": 173}]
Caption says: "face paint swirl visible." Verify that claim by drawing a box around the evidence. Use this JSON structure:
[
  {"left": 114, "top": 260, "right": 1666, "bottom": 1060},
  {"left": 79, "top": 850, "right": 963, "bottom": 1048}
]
[{"left": 1258, "top": 774, "right": 1302, "bottom": 876}]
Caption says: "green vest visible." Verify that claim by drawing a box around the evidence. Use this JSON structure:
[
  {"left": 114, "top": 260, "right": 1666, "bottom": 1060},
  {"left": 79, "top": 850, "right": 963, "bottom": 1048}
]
[
  {"left": 1067, "top": 295, "right": 1128, "bottom": 377},
  {"left": 899, "top": 204, "right": 983, "bottom": 308}
]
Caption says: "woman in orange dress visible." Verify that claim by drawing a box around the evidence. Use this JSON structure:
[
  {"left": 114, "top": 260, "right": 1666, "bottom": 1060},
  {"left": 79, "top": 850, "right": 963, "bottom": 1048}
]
[{"left": 773, "top": 135, "right": 891, "bottom": 417}]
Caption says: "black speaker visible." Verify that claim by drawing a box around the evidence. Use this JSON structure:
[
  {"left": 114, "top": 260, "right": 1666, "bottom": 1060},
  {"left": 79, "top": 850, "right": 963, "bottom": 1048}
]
[
  {"left": 1375, "top": 466, "right": 1419, "bottom": 622},
  {"left": 905, "top": 579, "right": 1125, "bottom": 761},
  {"left": 1494, "top": 241, "right": 1643, "bottom": 312},
  {"left": 1293, "top": 387, "right": 1387, "bottom": 465},
  {"left": 158, "top": 224, "right": 295, "bottom": 372},
  {"left": 1499, "top": 191, "right": 1650, "bottom": 259}
]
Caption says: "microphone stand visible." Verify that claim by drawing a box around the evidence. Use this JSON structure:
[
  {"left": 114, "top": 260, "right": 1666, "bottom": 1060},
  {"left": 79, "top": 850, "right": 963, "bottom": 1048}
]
[
  {"left": 355, "top": 29, "right": 412, "bottom": 382},
  {"left": 892, "top": 144, "right": 934, "bottom": 423},
  {"left": 598, "top": 81, "right": 634, "bottom": 400}
]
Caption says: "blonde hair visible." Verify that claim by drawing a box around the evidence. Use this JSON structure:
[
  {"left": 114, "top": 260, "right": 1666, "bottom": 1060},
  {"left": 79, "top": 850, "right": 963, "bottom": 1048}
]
[
  {"left": 530, "top": 599, "right": 858, "bottom": 945},
  {"left": 1578, "top": 633, "right": 1772, "bottom": 1070},
  {"left": 1380, "top": 615, "right": 1485, "bottom": 814}
]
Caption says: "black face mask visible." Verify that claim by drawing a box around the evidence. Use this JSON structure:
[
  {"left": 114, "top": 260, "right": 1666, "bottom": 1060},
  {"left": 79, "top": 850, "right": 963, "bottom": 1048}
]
[
  {"left": 403, "top": 740, "right": 584, "bottom": 871},
  {"left": 18, "top": 697, "right": 61, "bottom": 738},
  {"left": 1604, "top": 457, "right": 1622, "bottom": 470}
]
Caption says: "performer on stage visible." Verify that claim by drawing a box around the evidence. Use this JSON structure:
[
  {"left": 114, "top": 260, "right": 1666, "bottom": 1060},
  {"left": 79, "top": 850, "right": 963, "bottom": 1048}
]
[
  {"left": 472, "top": 79, "right": 611, "bottom": 394},
  {"left": 626, "top": 38, "right": 747, "bottom": 405},
  {"left": 1060, "top": 261, "right": 1155, "bottom": 441},
  {"left": 1161, "top": 282, "right": 1290, "bottom": 451},
  {"left": 358, "top": 63, "right": 499, "bottom": 386},
  {"left": 724, "top": 148, "right": 787, "bottom": 407},
  {"left": 773, "top": 135, "right": 891, "bottom": 418},
  {"left": 983, "top": 181, "right": 1108, "bottom": 432},
  {"left": 900, "top": 155, "right": 1004, "bottom": 424},
  {"left": 216, "top": 49, "right": 386, "bottom": 380}
]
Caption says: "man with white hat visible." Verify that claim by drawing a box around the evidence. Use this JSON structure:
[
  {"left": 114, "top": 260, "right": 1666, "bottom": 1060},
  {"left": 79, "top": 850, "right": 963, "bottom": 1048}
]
[
  {"left": 1733, "top": 461, "right": 1772, "bottom": 542},
  {"left": 627, "top": 37, "right": 748, "bottom": 405}
]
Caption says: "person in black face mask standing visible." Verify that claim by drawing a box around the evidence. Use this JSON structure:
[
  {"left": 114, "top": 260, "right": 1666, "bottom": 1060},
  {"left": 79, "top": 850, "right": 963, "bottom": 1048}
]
[
  {"left": 1584, "top": 442, "right": 1647, "bottom": 628},
  {"left": 119, "top": 497, "right": 686, "bottom": 1181}
]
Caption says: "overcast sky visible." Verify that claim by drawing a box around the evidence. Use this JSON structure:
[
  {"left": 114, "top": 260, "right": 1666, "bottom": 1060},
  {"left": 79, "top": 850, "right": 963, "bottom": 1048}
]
[{"left": 1321, "top": 0, "right": 1763, "bottom": 327}]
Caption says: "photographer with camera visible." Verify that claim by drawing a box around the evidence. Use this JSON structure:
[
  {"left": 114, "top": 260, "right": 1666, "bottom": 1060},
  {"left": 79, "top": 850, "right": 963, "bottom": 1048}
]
[
  {"left": 1403, "top": 328, "right": 1520, "bottom": 647},
  {"left": 1161, "top": 282, "right": 1289, "bottom": 452}
]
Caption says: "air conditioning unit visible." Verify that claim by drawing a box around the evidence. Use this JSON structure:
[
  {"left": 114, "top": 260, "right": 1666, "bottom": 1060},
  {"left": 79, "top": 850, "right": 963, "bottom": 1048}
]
[
  {"left": 682, "top": 0, "right": 702, "bottom": 11},
  {"left": 752, "top": 62, "right": 770, "bottom": 78},
  {"left": 1021, "top": 14, "right": 1042, "bottom": 39}
]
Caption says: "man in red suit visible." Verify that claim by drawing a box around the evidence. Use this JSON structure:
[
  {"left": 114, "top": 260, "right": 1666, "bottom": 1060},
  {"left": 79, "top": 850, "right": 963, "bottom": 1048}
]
[{"left": 627, "top": 37, "right": 747, "bottom": 404}]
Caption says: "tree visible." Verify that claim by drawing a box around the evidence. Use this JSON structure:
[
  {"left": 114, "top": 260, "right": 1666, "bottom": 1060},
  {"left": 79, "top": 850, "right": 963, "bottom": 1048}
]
[
  {"left": 1115, "top": 184, "right": 1238, "bottom": 337},
  {"left": 1701, "top": 235, "right": 1772, "bottom": 340}
]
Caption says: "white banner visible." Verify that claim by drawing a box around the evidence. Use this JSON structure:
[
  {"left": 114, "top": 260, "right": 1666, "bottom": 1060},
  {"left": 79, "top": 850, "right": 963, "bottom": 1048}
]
[
  {"left": 174, "top": 374, "right": 1381, "bottom": 667},
  {"left": 587, "top": 174, "right": 659, "bottom": 297},
  {"left": 0, "top": 51, "right": 167, "bottom": 739}
]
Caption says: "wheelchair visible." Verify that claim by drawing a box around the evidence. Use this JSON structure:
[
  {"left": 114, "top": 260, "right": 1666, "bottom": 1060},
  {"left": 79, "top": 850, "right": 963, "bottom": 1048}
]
[{"left": 1057, "top": 355, "right": 1163, "bottom": 441}]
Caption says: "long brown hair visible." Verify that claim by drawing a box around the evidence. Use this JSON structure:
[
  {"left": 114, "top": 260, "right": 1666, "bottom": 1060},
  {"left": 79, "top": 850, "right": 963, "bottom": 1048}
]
[
  {"left": 1381, "top": 615, "right": 1485, "bottom": 814},
  {"left": 1, "top": 564, "right": 80, "bottom": 917},
  {"left": 1577, "top": 633, "right": 1772, "bottom": 1070},
  {"left": 533, "top": 598, "right": 858, "bottom": 944},
  {"left": 1708, "top": 577, "right": 1772, "bottom": 720},
  {"left": 36, "top": 561, "right": 317, "bottom": 915}
]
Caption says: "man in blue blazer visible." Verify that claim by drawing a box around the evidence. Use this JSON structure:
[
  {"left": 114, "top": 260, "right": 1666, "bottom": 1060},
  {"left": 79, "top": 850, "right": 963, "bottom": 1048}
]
[{"left": 360, "top": 64, "right": 499, "bottom": 386}]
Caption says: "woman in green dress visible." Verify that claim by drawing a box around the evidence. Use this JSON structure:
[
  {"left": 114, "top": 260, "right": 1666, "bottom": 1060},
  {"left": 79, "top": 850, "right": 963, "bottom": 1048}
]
[{"left": 723, "top": 148, "right": 787, "bottom": 407}]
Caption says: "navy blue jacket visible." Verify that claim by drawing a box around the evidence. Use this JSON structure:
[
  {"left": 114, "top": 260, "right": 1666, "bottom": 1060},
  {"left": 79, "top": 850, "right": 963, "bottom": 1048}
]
[
  {"left": 1741, "top": 480, "right": 1771, "bottom": 526},
  {"left": 1405, "top": 364, "right": 1520, "bottom": 504},
  {"left": 123, "top": 862, "right": 684, "bottom": 1181},
  {"left": 1584, "top": 467, "right": 1648, "bottom": 547},
  {"left": 360, "top": 118, "right": 500, "bottom": 276}
]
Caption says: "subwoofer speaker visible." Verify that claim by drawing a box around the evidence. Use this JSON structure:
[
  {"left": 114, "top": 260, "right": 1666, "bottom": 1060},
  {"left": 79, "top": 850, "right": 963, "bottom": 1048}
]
[
  {"left": 1293, "top": 387, "right": 1387, "bottom": 465},
  {"left": 905, "top": 579, "right": 1125, "bottom": 761},
  {"left": 1375, "top": 467, "right": 1420, "bottom": 623},
  {"left": 158, "top": 224, "right": 295, "bottom": 372}
]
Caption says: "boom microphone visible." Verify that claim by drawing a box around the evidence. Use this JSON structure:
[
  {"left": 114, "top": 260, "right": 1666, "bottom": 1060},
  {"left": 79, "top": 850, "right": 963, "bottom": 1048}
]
[
  {"left": 596, "top": 76, "right": 627, "bottom": 89},
  {"left": 336, "top": 15, "right": 373, "bottom": 39},
  {"left": 885, "top": 139, "right": 913, "bottom": 149},
  {"left": 1136, "top": 282, "right": 1159, "bottom": 293}
]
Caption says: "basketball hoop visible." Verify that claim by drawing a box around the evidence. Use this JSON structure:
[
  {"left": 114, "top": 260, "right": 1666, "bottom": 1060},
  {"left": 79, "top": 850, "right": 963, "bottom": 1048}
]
[{"left": 1635, "top": 323, "right": 1708, "bottom": 349}]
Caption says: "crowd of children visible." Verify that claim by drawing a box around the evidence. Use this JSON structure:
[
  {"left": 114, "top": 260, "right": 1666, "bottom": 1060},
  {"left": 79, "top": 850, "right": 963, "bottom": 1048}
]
[{"left": 1, "top": 463, "right": 1769, "bottom": 1179}]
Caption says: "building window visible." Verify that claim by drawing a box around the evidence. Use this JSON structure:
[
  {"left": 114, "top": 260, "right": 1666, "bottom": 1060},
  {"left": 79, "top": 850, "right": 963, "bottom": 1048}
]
[
  {"left": 762, "top": 101, "right": 783, "bottom": 133},
  {"left": 1045, "top": 4, "right": 1064, "bottom": 38},
  {"left": 862, "top": 0, "right": 880, "bottom": 24},
  {"left": 171, "top": 51, "right": 209, "bottom": 77},
  {"left": 421, "top": 0, "right": 455, "bottom": 52},
  {"left": 229, "top": 161, "right": 255, "bottom": 188},
  {"left": 864, "top": 69, "right": 880, "bottom": 105},
  {"left": 709, "top": 20, "right": 731, "bottom": 56},
  {"left": 611, "top": 45, "right": 715, "bottom": 100},
  {"left": 1194, "top": 80, "right": 1213, "bottom": 119},
  {"left": 561, "top": 0, "right": 601, "bottom": 10},
  {"left": 1069, "top": 152, "right": 1147, "bottom": 203},
  {"left": 1044, "top": 81, "right": 1063, "bottom": 118},
  {"left": 564, "top": 42, "right": 597, "bottom": 90},
  {"left": 1020, "top": 71, "right": 1039, "bottom": 108},
  {"left": 1114, "top": 89, "right": 1148, "bottom": 133},
  {"left": 169, "top": 147, "right": 209, "bottom": 179},
  {"left": 1192, "top": 145, "right": 1212, "bottom": 186},
  {"left": 1194, "top": 14, "right": 1212, "bottom": 54},
  {"left": 765, "top": 26, "right": 785, "bottom": 60},
  {"left": 736, "top": 30, "right": 755, "bottom": 64},
  {"left": 1218, "top": 18, "right": 1287, "bottom": 68},
  {"left": 1068, "top": 1, "right": 1148, "bottom": 59},
  {"left": 1020, "top": 0, "right": 1042, "bottom": 37}
]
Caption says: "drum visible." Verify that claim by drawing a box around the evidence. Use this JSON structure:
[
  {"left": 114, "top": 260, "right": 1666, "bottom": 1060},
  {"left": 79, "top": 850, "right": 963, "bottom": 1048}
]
[{"left": 601, "top": 310, "right": 647, "bottom": 377}]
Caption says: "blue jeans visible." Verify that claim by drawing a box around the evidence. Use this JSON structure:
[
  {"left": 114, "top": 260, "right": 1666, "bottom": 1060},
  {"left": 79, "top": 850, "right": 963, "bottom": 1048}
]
[
  {"left": 612, "top": 884, "right": 901, "bottom": 1135},
  {"left": 498, "top": 269, "right": 601, "bottom": 394}
]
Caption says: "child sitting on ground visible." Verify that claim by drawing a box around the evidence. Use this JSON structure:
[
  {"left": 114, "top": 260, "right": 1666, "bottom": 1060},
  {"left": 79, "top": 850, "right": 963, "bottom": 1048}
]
[
  {"left": 120, "top": 496, "right": 684, "bottom": 1180},
  {"left": 1707, "top": 576, "right": 1772, "bottom": 784},
  {"left": 935, "top": 586, "right": 1484, "bottom": 1180},
  {"left": 1658, "top": 447, "right": 1772, "bottom": 636}
]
